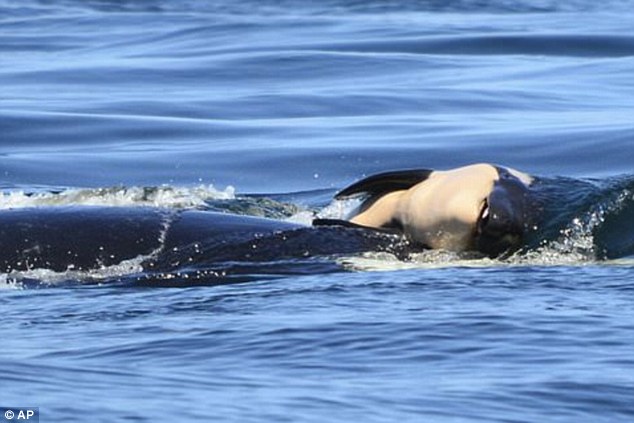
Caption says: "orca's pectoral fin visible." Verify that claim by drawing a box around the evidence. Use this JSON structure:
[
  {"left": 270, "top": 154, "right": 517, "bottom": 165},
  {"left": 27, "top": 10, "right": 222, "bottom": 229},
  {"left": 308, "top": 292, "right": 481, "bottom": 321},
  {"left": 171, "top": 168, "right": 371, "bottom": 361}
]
[{"left": 335, "top": 169, "right": 433, "bottom": 199}]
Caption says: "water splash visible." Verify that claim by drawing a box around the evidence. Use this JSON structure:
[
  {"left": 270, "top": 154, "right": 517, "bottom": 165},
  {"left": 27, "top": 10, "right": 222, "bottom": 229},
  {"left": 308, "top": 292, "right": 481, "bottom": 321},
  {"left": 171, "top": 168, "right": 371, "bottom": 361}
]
[
  {"left": 0, "top": 253, "right": 150, "bottom": 289},
  {"left": 0, "top": 184, "right": 235, "bottom": 210},
  {"left": 314, "top": 197, "right": 362, "bottom": 220},
  {"left": 340, "top": 250, "right": 494, "bottom": 272},
  {"left": 208, "top": 196, "right": 306, "bottom": 220},
  {"left": 515, "top": 183, "right": 634, "bottom": 264}
]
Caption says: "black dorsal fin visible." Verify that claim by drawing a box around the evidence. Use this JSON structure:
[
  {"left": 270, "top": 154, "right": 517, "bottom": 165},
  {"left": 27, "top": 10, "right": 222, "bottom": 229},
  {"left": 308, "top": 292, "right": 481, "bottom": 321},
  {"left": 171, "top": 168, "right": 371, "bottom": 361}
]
[{"left": 335, "top": 169, "right": 434, "bottom": 200}]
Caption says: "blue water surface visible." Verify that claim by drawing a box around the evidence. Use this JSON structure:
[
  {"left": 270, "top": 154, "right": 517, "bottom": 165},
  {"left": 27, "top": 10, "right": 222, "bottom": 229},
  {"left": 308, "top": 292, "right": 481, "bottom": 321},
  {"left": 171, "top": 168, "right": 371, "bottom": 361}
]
[{"left": 2, "top": 0, "right": 634, "bottom": 422}]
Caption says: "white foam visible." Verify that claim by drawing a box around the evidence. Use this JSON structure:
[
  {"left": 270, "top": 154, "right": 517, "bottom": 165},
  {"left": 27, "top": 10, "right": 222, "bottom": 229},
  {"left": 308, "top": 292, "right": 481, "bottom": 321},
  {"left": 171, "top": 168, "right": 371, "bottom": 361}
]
[
  {"left": 0, "top": 277, "right": 24, "bottom": 290},
  {"left": 284, "top": 210, "right": 315, "bottom": 226},
  {"left": 283, "top": 197, "right": 361, "bottom": 225},
  {"left": 339, "top": 251, "right": 497, "bottom": 272},
  {"left": 340, "top": 249, "right": 607, "bottom": 273},
  {"left": 0, "top": 184, "right": 235, "bottom": 210},
  {"left": 315, "top": 197, "right": 362, "bottom": 220},
  {"left": 0, "top": 252, "right": 153, "bottom": 288}
]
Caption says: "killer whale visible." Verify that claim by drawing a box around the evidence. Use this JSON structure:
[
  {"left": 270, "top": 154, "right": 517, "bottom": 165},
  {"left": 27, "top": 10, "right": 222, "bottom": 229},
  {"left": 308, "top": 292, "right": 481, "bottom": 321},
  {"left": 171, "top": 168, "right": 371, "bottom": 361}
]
[
  {"left": 0, "top": 164, "right": 536, "bottom": 275},
  {"left": 315, "top": 163, "right": 534, "bottom": 257},
  {"left": 0, "top": 206, "right": 402, "bottom": 276}
]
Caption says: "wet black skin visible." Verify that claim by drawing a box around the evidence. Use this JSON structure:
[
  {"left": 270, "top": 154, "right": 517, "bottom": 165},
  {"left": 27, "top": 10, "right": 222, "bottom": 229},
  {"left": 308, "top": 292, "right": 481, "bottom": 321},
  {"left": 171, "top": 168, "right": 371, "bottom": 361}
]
[
  {"left": 0, "top": 206, "right": 403, "bottom": 275},
  {"left": 0, "top": 207, "right": 300, "bottom": 273}
]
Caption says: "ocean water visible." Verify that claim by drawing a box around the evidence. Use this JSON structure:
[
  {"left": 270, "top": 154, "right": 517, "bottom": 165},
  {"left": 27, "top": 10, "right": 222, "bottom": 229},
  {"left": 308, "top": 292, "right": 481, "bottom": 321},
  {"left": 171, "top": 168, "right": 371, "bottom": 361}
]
[{"left": 2, "top": 0, "right": 634, "bottom": 421}]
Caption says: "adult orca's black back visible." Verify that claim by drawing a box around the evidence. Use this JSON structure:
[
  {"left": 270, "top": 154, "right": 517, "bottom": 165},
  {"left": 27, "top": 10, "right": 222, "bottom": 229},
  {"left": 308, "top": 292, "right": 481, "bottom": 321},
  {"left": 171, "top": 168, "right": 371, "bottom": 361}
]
[
  {"left": 0, "top": 207, "right": 169, "bottom": 272},
  {"left": 0, "top": 206, "right": 304, "bottom": 274}
]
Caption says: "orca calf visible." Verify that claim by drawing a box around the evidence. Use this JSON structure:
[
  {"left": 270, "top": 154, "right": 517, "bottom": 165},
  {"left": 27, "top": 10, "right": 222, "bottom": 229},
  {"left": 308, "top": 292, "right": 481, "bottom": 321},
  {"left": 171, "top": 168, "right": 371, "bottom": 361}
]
[{"left": 315, "top": 163, "right": 534, "bottom": 257}]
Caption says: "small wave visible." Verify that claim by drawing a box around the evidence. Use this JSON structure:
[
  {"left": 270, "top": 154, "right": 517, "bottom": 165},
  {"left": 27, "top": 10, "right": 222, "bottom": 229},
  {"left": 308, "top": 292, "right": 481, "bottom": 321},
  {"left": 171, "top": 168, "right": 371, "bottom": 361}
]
[
  {"left": 514, "top": 197, "right": 609, "bottom": 265},
  {"left": 0, "top": 184, "right": 235, "bottom": 210},
  {"left": 340, "top": 246, "right": 627, "bottom": 273},
  {"left": 314, "top": 197, "right": 362, "bottom": 220},
  {"left": 339, "top": 250, "right": 493, "bottom": 272},
  {"left": 208, "top": 195, "right": 306, "bottom": 220},
  {"left": 0, "top": 253, "right": 152, "bottom": 289},
  {"left": 339, "top": 249, "right": 592, "bottom": 272},
  {"left": 516, "top": 175, "right": 634, "bottom": 261},
  {"left": 317, "top": 34, "right": 634, "bottom": 58}
]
